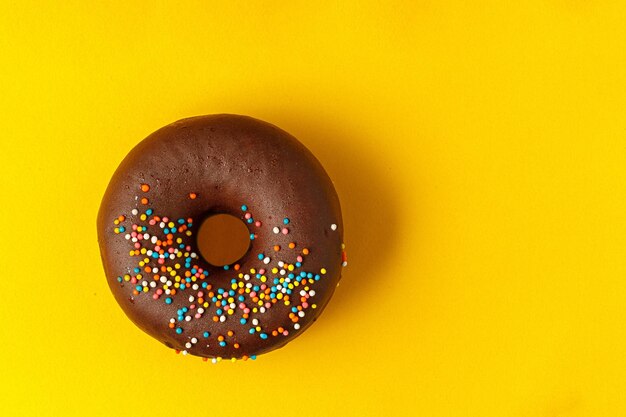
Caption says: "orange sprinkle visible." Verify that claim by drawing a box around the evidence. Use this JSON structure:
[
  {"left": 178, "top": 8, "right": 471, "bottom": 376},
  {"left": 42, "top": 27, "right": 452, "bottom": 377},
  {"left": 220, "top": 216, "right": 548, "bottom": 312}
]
[
  {"left": 141, "top": 184, "right": 150, "bottom": 192},
  {"left": 273, "top": 245, "right": 280, "bottom": 252},
  {"left": 302, "top": 248, "right": 310, "bottom": 255},
  {"left": 227, "top": 330, "right": 234, "bottom": 337},
  {"left": 288, "top": 242, "right": 296, "bottom": 249},
  {"left": 168, "top": 323, "right": 175, "bottom": 329},
  {"left": 234, "top": 343, "right": 240, "bottom": 349},
  {"left": 234, "top": 264, "right": 240, "bottom": 271},
  {"left": 189, "top": 192, "right": 197, "bottom": 199},
  {"left": 141, "top": 197, "right": 148, "bottom": 205},
  {"left": 212, "top": 316, "right": 219, "bottom": 322},
  {"left": 272, "top": 331, "right": 278, "bottom": 336},
  {"left": 118, "top": 215, "right": 125, "bottom": 222},
  {"left": 217, "top": 335, "right": 225, "bottom": 342}
]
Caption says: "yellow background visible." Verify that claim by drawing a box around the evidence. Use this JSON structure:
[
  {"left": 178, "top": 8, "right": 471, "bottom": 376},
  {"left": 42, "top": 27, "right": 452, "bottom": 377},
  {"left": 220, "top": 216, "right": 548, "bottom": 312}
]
[{"left": 1, "top": 1, "right": 625, "bottom": 416}]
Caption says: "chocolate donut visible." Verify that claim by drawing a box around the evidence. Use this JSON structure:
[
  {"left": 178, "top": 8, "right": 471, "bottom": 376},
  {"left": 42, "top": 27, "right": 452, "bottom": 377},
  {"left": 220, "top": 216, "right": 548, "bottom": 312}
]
[{"left": 97, "top": 114, "right": 347, "bottom": 361}]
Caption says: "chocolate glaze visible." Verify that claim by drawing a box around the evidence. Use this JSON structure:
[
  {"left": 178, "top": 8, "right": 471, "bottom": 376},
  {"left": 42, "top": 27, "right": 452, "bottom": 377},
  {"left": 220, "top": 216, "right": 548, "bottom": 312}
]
[{"left": 97, "top": 114, "right": 344, "bottom": 359}]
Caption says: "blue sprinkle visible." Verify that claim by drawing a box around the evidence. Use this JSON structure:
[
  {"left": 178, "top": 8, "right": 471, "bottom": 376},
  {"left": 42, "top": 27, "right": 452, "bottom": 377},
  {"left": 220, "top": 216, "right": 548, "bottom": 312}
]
[
  {"left": 202, "top": 282, "right": 208, "bottom": 288},
  {"left": 117, "top": 277, "right": 122, "bottom": 283},
  {"left": 163, "top": 228, "right": 169, "bottom": 234},
  {"left": 241, "top": 205, "right": 247, "bottom": 211},
  {"left": 223, "top": 265, "right": 230, "bottom": 270},
  {"left": 203, "top": 331, "right": 210, "bottom": 338},
  {"left": 134, "top": 267, "right": 140, "bottom": 273},
  {"left": 283, "top": 218, "right": 290, "bottom": 225},
  {"left": 175, "top": 327, "right": 183, "bottom": 334},
  {"left": 146, "top": 209, "right": 153, "bottom": 215},
  {"left": 249, "top": 234, "right": 255, "bottom": 240},
  {"left": 260, "top": 333, "right": 268, "bottom": 340},
  {"left": 165, "top": 297, "right": 172, "bottom": 304},
  {"left": 250, "top": 355, "right": 257, "bottom": 360},
  {"left": 228, "top": 290, "right": 235, "bottom": 296},
  {"left": 258, "top": 253, "right": 264, "bottom": 260},
  {"left": 249, "top": 328, "right": 256, "bottom": 334},
  {"left": 119, "top": 226, "right": 126, "bottom": 232},
  {"left": 219, "top": 341, "right": 226, "bottom": 347},
  {"left": 216, "top": 309, "right": 223, "bottom": 315},
  {"left": 135, "top": 285, "right": 142, "bottom": 291},
  {"left": 296, "top": 262, "right": 302, "bottom": 268},
  {"left": 240, "top": 318, "right": 247, "bottom": 324},
  {"left": 177, "top": 218, "right": 185, "bottom": 224}
]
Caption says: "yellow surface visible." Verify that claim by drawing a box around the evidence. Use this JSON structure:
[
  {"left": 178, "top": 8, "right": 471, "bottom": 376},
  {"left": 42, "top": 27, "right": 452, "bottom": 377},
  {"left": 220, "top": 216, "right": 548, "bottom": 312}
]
[{"left": 1, "top": 2, "right": 625, "bottom": 416}]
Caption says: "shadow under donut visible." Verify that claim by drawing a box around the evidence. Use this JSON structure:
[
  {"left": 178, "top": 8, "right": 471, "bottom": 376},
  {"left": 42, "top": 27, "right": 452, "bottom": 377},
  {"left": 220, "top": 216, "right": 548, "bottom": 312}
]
[{"left": 266, "top": 113, "right": 403, "bottom": 325}]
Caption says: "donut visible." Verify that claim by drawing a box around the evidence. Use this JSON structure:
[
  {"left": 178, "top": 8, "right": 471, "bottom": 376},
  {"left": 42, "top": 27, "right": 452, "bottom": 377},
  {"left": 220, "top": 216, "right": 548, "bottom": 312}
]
[{"left": 97, "top": 114, "right": 347, "bottom": 361}]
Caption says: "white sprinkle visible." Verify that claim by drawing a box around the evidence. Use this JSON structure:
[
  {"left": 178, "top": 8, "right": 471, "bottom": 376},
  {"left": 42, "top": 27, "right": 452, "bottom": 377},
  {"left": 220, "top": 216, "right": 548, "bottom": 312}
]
[
  {"left": 294, "top": 323, "right": 301, "bottom": 330},
  {"left": 260, "top": 307, "right": 266, "bottom": 313},
  {"left": 149, "top": 281, "right": 157, "bottom": 288},
  {"left": 342, "top": 261, "right": 348, "bottom": 267},
  {"left": 219, "top": 316, "right": 226, "bottom": 322},
  {"left": 309, "top": 290, "right": 316, "bottom": 297},
  {"left": 143, "top": 233, "right": 149, "bottom": 240},
  {"left": 230, "top": 302, "right": 236, "bottom": 309},
  {"left": 244, "top": 274, "right": 250, "bottom": 281},
  {"left": 246, "top": 283, "right": 252, "bottom": 288},
  {"left": 125, "top": 234, "right": 131, "bottom": 240},
  {"left": 273, "top": 227, "right": 280, "bottom": 234},
  {"left": 146, "top": 250, "right": 153, "bottom": 256},
  {"left": 278, "top": 261, "right": 285, "bottom": 267},
  {"left": 185, "top": 316, "right": 192, "bottom": 322},
  {"left": 131, "top": 209, "right": 138, "bottom": 215},
  {"left": 169, "top": 318, "right": 175, "bottom": 323},
  {"left": 131, "top": 237, "right": 138, "bottom": 243},
  {"left": 169, "top": 254, "right": 175, "bottom": 260},
  {"left": 141, "top": 281, "right": 148, "bottom": 287},
  {"left": 188, "top": 296, "right": 195, "bottom": 302},
  {"left": 185, "top": 342, "right": 192, "bottom": 349},
  {"left": 159, "top": 221, "right": 166, "bottom": 228},
  {"left": 331, "top": 223, "right": 337, "bottom": 231},
  {"left": 298, "top": 311, "right": 305, "bottom": 318},
  {"left": 152, "top": 267, "right": 158, "bottom": 273},
  {"left": 300, "top": 290, "right": 306, "bottom": 296},
  {"left": 280, "top": 269, "right": 286, "bottom": 275},
  {"left": 192, "top": 284, "right": 199, "bottom": 290},
  {"left": 263, "top": 256, "right": 270, "bottom": 264},
  {"left": 151, "top": 236, "right": 158, "bottom": 244},
  {"left": 165, "top": 289, "right": 171, "bottom": 295},
  {"left": 190, "top": 252, "right": 197, "bottom": 258},
  {"left": 191, "top": 337, "right": 198, "bottom": 344},
  {"left": 252, "top": 319, "right": 259, "bottom": 326},
  {"left": 198, "top": 308, "right": 204, "bottom": 314},
  {"left": 182, "top": 350, "right": 188, "bottom": 355},
  {"left": 211, "top": 358, "right": 217, "bottom": 363}
]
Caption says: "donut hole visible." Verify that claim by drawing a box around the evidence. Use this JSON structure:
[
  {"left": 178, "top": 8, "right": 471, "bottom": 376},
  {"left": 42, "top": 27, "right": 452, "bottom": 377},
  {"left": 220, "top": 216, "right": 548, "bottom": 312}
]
[{"left": 196, "top": 214, "right": 251, "bottom": 267}]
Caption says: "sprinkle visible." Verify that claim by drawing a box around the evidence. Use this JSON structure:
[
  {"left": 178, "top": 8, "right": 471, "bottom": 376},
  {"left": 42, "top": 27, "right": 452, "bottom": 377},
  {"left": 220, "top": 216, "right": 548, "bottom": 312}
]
[
  {"left": 141, "top": 184, "right": 150, "bottom": 192},
  {"left": 189, "top": 193, "right": 197, "bottom": 199},
  {"left": 302, "top": 248, "right": 309, "bottom": 255},
  {"left": 241, "top": 205, "right": 247, "bottom": 211},
  {"left": 331, "top": 224, "right": 337, "bottom": 231},
  {"left": 273, "top": 245, "right": 280, "bottom": 252},
  {"left": 141, "top": 197, "right": 149, "bottom": 205},
  {"left": 288, "top": 242, "right": 296, "bottom": 249},
  {"left": 283, "top": 218, "right": 290, "bottom": 225},
  {"left": 272, "top": 227, "right": 280, "bottom": 234},
  {"left": 281, "top": 228, "right": 289, "bottom": 235}
]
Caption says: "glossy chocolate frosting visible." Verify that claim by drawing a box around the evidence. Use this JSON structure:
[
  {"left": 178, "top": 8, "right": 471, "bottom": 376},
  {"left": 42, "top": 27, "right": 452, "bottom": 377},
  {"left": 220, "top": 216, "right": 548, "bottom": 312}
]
[{"left": 97, "top": 114, "right": 344, "bottom": 359}]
